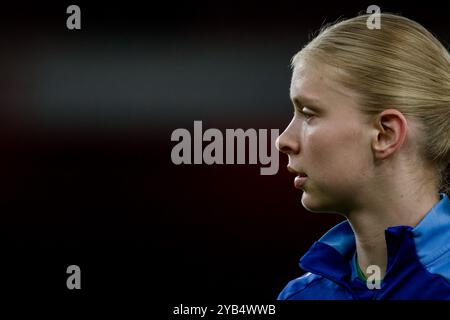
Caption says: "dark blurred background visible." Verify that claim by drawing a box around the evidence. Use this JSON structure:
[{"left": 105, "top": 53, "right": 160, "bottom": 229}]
[{"left": 0, "top": 0, "right": 449, "bottom": 304}]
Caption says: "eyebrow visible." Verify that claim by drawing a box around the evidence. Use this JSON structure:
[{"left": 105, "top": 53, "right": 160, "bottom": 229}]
[{"left": 291, "top": 95, "right": 322, "bottom": 111}]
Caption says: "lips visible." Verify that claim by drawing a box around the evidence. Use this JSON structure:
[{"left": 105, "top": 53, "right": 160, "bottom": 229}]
[
  {"left": 294, "top": 175, "right": 308, "bottom": 189},
  {"left": 287, "top": 166, "right": 308, "bottom": 189}
]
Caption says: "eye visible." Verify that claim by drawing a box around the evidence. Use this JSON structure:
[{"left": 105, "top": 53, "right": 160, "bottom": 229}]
[
  {"left": 302, "top": 111, "right": 313, "bottom": 119},
  {"left": 295, "top": 108, "right": 315, "bottom": 121}
]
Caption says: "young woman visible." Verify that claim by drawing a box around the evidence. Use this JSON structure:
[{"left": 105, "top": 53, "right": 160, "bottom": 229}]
[{"left": 276, "top": 13, "right": 450, "bottom": 300}]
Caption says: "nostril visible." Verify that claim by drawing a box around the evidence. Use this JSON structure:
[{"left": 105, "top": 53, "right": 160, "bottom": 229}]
[
  {"left": 276, "top": 139, "right": 290, "bottom": 154},
  {"left": 276, "top": 132, "right": 300, "bottom": 155}
]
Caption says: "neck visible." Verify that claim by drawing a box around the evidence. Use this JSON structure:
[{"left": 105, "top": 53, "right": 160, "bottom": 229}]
[{"left": 347, "top": 189, "right": 439, "bottom": 279}]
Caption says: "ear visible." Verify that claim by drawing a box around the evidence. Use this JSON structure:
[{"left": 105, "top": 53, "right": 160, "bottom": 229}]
[{"left": 371, "top": 109, "right": 408, "bottom": 160}]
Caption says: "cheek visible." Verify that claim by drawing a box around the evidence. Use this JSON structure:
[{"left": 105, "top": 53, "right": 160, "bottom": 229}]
[{"left": 306, "top": 125, "right": 369, "bottom": 180}]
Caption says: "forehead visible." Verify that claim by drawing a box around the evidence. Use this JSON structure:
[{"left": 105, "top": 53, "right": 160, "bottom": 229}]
[{"left": 290, "top": 60, "right": 357, "bottom": 107}]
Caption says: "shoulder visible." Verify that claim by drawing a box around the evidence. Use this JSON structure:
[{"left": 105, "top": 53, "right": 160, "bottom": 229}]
[
  {"left": 423, "top": 248, "right": 450, "bottom": 284},
  {"left": 278, "top": 272, "right": 355, "bottom": 300},
  {"left": 277, "top": 272, "right": 324, "bottom": 300}
]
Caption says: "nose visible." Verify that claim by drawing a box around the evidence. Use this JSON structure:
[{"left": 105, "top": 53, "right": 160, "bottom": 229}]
[{"left": 276, "top": 118, "right": 300, "bottom": 155}]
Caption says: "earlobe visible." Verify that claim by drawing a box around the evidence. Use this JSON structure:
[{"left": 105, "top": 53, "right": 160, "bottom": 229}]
[{"left": 371, "top": 109, "right": 408, "bottom": 160}]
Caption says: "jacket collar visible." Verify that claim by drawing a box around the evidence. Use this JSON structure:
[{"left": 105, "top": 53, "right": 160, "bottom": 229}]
[
  {"left": 299, "top": 193, "right": 450, "bottom": 286},
  {"left": 412, "top": 193, "right": 450, "bottom": 267}
]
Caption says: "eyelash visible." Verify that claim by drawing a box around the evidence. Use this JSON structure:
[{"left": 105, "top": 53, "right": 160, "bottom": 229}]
[{"left": 295, "top": 108, "right": 314, "bottom": 121}]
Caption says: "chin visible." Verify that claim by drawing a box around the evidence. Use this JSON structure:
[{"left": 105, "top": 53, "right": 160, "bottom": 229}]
[
  {"left": 301, "top": 192, "right": 341, "bottom": 214},
  {"left": 301, "top": 191, "right": 322, "bottom": 212}
]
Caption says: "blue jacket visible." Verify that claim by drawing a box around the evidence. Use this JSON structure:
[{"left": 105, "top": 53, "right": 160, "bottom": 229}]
[{"left": 278, "top": 193, "right": 450, "bottom": 300}]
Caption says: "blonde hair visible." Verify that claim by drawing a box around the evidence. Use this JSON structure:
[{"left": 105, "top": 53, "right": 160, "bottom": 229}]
[{"left": 292, "top": 13, "right": 450, "bottom": 193}]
